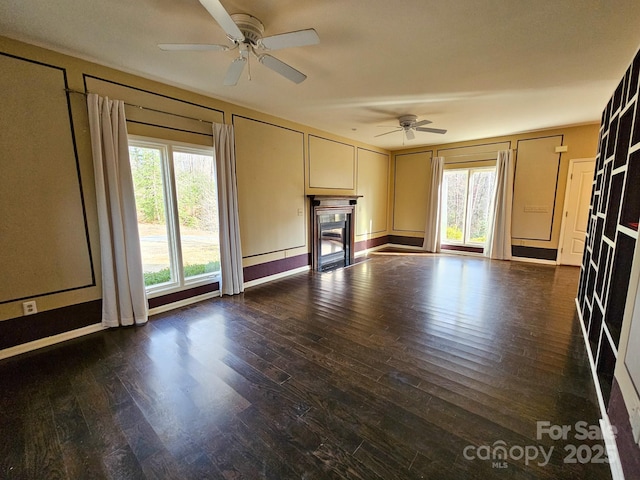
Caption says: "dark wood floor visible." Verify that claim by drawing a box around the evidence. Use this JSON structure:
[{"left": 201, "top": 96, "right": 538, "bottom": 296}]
[{"left": 0, "top": 253, "right": 611, "bottom": 479}]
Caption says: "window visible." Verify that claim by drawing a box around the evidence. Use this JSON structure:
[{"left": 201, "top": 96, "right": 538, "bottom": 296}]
[
  {"left": 441, "top": 167, "right": 496, "bottom": 247},
  {"left": 128, "top": 137, "right": 220, "bottom": 295}
]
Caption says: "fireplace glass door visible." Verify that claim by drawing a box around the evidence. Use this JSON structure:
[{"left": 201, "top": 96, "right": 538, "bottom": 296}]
[{"left": 318, "top": 213, "right": 349, "bottom": 271}]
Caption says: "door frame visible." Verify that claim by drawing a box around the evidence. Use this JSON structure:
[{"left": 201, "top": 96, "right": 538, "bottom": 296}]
[{"left": 556, "top": 157, "right": 596, "bottom": 265}]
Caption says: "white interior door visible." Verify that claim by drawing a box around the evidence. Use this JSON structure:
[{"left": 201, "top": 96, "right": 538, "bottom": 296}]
[{"left": 559, "top": 159, "right": 595, "bottom": 266}]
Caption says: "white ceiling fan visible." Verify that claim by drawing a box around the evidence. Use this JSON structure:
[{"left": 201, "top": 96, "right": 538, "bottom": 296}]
[
  {"left": 158, "top": 0, "right": 319, "bottom": 86},
  {"left": 375, "top": 115, "right": 447, "bottom": 141}
]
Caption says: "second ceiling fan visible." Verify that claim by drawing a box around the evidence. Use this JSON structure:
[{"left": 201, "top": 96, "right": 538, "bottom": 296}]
[
  {"left": 159, "top": 0, "right": 319, "bottom": 86},
  {"left": 376, "top": 115, "right": 447, "bottom": 141}
]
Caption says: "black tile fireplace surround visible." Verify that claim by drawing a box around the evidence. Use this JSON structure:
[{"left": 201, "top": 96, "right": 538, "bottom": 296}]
[{"left": 308, "top": 195, "right": 361, "bottom": 272}]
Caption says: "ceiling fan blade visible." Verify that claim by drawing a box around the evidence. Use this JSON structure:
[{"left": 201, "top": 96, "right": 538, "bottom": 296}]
[
  {"left": 413, "top": 119, "right": 433, "bottom": 127},
  {"left": 158, "top": 43, "right": 229, "bottom": 51},
  {"left": 198, "top": 0, "right": 244, "bottom": 41},
  {"left": 374, "top": 129, "right": 401, "bottom": 138},
  {"left": 261, "top": 29, "right": 320, "bottom": 51},
  {"left": 224, "top": 57, "right": 246, "bottom": 86},
  {"left": 416, "top": 127, "right": 448, "bottom": 134},
  {"left": 258, "top": 54, "right": 307, "bottom": 83},
  {"left": 405, "top": 129, "right": 415, "bottom": 140}
]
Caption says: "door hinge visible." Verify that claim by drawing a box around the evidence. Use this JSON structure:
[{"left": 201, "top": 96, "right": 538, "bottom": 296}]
[
  {"left": 571, "top": 173, "right": 573, "bottom": 180},
  {"left": 565, "top": 211, "right": 568, "bottom": 217},
  {"left": 561, "top": 247, "right": 564, "bottom": 253}
]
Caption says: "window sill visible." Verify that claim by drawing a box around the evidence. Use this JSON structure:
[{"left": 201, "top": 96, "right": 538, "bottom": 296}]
[
  {"left": 441, "top": 244, "right": 485, "bottom": 254},
  {"left": 146, "top": 274, "right": 221, "bottom": 299}
]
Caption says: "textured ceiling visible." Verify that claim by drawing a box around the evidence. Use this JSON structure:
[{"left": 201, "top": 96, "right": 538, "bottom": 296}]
[{"left": 2, "top": 0, "right": 640, "bottom": 149}]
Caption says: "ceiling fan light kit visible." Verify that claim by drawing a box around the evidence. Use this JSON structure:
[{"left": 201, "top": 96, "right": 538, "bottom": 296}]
[{"left": 159, "top": 0, "right": 319, "bottom": 85}]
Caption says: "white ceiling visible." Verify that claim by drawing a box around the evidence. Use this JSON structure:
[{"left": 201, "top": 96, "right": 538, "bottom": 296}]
[{"left": 2, "top": 0, "right": 640, "bottom": 150}]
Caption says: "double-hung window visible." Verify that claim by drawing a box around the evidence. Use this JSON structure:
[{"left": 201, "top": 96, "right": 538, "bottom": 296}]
[
  {"left": 441, "top": 167, "right": 496, "bottom": 247},
  {"left": 128, "top": 137, "right": 220, "bottom": 295}
]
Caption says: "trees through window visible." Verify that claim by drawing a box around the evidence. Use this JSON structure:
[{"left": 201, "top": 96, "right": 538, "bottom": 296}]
[
  {"left": 441, "top": 168, "right": 495, "bottom": 247},
  {"left": 129, "top": 138, "right": 220, "bottom": 293}
]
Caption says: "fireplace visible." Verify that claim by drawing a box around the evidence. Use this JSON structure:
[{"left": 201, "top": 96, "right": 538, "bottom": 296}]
[{"left": 309, "top": 195, "right": 361, "bottom": 272}]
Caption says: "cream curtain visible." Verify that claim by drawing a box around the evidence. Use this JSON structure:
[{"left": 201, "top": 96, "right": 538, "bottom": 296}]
[
  {"left": 423, "top": 156, "right": 445, "bottom": 252},
  {"left": 87, "top": 94, "right": 148, "bottom": 327},
  {"left": 485, "top": 149, "right": 514, "bottom": 260},
  {"left": 213, "top": 123, "right": 244, "bottom": 295}
]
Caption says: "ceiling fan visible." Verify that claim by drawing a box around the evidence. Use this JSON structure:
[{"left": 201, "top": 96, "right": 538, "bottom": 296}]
[
  {"left": 375, "top": 115, "right": 447, "bottom": 141},
  {"left": 158, "top": 0, "right": 319, "bottom": 86}
]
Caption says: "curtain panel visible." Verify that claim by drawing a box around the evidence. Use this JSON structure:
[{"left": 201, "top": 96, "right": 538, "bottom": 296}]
[
  {"left": 87, "top": 94, "right": 148, "bottom": 327},
  {"left": 213, "top": 123, "right": 244, "bottom": 295},
  {"left": 423, "top": 156, "right": 445, "bottom": 252},
  {"left": 485, "top": 149, "right": 514, "bottom": 260}
]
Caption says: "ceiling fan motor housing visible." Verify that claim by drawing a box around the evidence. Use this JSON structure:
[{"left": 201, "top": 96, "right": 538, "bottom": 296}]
[
  {"left": 398, "top": 114, "right": 418, "bottom": 128},
  {"left": 230, "top": 13, "right": 264, "bottom": 45}
]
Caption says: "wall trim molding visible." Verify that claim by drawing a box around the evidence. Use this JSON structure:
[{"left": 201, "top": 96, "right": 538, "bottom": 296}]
[
  {"left": 511, "top": 256, "right": 557, "bottom": 266},
  {"left": 575, "top": 298, "right": 625, "bottom": 480},
  {"left": 0, "top": 323, "right": 107, "bottom": 361}
]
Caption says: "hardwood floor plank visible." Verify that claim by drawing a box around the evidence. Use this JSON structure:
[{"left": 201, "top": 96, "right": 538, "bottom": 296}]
[
  {"left": 0, "top": 414, "right": 25, "bottom": 479},
  {"left": 23, "top": 395, "right": 67, "bottom": 479},
  {"left": 102, "top": 445, "right": 146, "bottom": 480},
  {"left": 50, "top": 385, "right": 109, "bottom": 479}
]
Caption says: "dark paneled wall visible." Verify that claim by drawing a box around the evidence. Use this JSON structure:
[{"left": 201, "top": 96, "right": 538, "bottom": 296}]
[{"left": 577, "top": 48, "right": 640, "bottom": 404}]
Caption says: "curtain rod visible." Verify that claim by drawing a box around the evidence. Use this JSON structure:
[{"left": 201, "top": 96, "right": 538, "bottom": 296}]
[
  {"left": 438, "top": 149, "right": 516, "bottom": 159},
  {"left": 65, "top": 89, "right": 214, "bottom": 125}
]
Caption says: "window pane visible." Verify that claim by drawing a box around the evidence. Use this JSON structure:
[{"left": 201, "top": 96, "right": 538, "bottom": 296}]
[
  {"left": 129, "top": 146, "right": 172, "bottom": 286},
  {"left": 466, "top": 170, "right": 496, "bottom": 244},
  {"left": 173, "top": 151, "right": 220, "bottom": 280},
  {"left": 442, "top": 170, "right": 468, "bottom": 243}
]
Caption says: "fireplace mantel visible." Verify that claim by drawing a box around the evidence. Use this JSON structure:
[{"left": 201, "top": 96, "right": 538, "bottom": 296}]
[
  {"left": 308, "top": 195, "right": 362, "bottom": 206},
  {"left": 307, "top": 195, "right": 362, "bottom": 271}
]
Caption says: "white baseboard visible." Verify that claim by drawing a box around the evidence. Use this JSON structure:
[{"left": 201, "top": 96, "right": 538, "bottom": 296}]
[
  {"left": 0, "top": 323, "right": 107, "bottom": 361},
  {"left": 243, "top": 265, "right": 310, "bottom": 289},
  {"left": 512, "top": 256, "right": 557, "bottom": 265},
  {"left": 148, "top": 290, "right": 220, "bottom": 316},
  {"left": 575, "top": 298, "right": 625, "bottom": 480},
  {"left": 355, "top": 243, "right": 390, "bottom": 257},
  {"left": 386, "top": 243, "right": 424, "bottom": 251},
  {"left": 601, "top": 416, "right": 626, "bottom": 480}
]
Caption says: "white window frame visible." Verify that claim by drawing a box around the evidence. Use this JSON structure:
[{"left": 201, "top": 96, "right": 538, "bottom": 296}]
[
  {"left": 129, "top": 135, "right": 220, "bottom": 298},
  {"left": 441, "top": 166, "right": 496, "bottom": 247}
]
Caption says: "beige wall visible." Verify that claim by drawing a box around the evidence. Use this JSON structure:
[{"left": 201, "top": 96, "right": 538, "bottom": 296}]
[
  {"left": 511, "top": 135, "right": 564, "bottom": 241},
  {"left": 392, "top": 150, "right": 433, "bottom": 233},
  {"left": 308, "top": 136, "right": 355, "bottom": 192},
  {"left": 390, "top": 125, "right": 601, "bottom": 250},
  {"left": 0, "top": 35, "right": 389, "bottom": 322},
  {"left": 0, "top": 54, "right": 94, "bottom": 303},
  {"left": 356, "top": 149, "right": 390, "bottom": 238},
  {"left": 234, "top": 116, "right": 306, "bottom": 258}
]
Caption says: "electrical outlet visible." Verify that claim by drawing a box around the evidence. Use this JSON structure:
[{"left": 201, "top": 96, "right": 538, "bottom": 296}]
[{"left": 22, "top": 301, "right": 37, "bottom": 316}]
